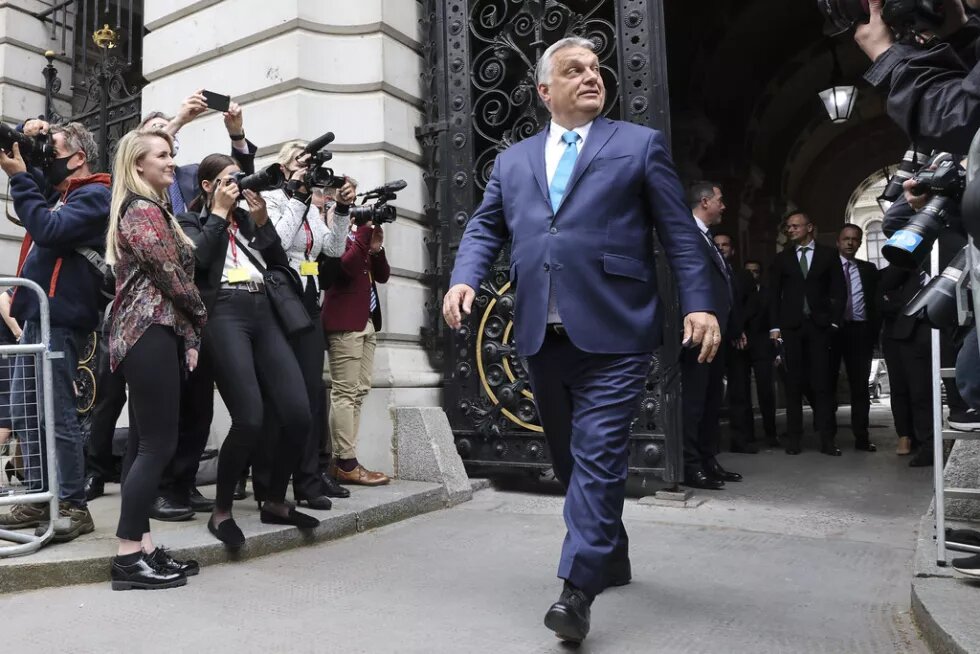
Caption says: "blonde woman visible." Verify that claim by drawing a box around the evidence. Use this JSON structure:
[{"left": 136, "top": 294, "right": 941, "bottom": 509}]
[{"left": 106, "top": 128, "right": 207, "bottom": 590}]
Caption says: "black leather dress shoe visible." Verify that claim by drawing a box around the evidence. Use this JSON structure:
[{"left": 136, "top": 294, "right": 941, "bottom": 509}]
[
  {"left": 110, "top": 553, "right": 186, "bottom": 591},
  {"left": 189, "top": 487, "right": 215, "bottom": 512},
  {"left": 148, "top": 547, "right": 199, "bottom": 577},
  {"left": 682, "top": 469, "right": 725, "bottom": 490},
  {"left": 820, "top": 445, "right": 843, "bottom": 456},
  {"left": 260, "top": 507, "right": 320, "bottom": 530},
  {"left": 706, "top": 459, "right": 742, "bottom": 482},
  {"left": 320, "top": 474, "right": 351, "bottom": 499},
  {"left": 208, "top": 517, "right": 245, "bottom": 550},
  {"left": 84, "top": 476, "right": 105, "bottom": 501},
  {"left": 854, "top": 440, "right": 877, "bottom": 452},
  {"left": 544, "top": 583, "right": 592, "bottom": 643},
  {"left": 149, "top": 496, "right": 194, "bottom": 522},
  {"left": 785, "top": 443, "right": 802, "bottom": 455},
  {"left": 295, "top": 494, "right": 333, "bottom": 511}
]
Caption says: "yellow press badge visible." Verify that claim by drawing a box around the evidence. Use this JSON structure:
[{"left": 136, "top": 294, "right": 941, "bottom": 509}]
[
  {"left": 300, "top": 261, "right": 320, "bottom": 276},
  {"left": 227, "top": 267, "right": 251, "bottom": 283}
]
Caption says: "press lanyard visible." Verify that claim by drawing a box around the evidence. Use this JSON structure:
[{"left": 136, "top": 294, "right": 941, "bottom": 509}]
[{"left": 228, "top": 223, "right": 240, "bottom": 265}]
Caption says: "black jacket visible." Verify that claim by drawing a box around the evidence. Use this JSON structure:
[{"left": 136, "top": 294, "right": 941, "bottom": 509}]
[
  {"left": 769, "top": 242, "right": 846, "bottom": 331},
  {"left": 845, "top": 257, "right": 882, "bottom": 334},
  {"left": 864, "top": 17, "right": 980, "bottom": 153},
  {"left": 878, "top": 264, "right": 927, "bottom": 341},
  {"left": 176, "top": 206, "right": 288, "bottom": 312}
]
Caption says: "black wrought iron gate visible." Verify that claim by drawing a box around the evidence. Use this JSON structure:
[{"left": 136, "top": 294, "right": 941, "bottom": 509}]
[{"left": 419, "top": 0, "right": 684, "bottom": 482}]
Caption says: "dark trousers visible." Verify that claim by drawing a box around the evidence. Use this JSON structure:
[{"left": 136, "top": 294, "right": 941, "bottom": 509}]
[
  {"left": 525, "top": 333, "right": 649, "bottom": 597},
  {"left": 830, "top": 320, "right": 874, "bottom": 442},
  {"left": 681, "top": 345, "right": 725, "bottom": 469},
  {"left": 158, "top": 350, "right": 215, "bottom": 505},
  {"left": 254, "top": 317, "right": 326, "bottom": 500},
  {"left": 85, "top": 335, "right": 126, "bottom": 481},
  {"left": 206, "top": 290, "right": 310, "bottom": 510},
  {"left": 883, "top": 328, "right": 934, "bottom": 447},
  {"left": 782, "top": 322, "right": 837, "bottom": 447},
  {"left": 117, "top": 326, "right": 181, "bottom": 541},
  {"left": 726, "top": 338, "right": 776, "bottom": 444}
]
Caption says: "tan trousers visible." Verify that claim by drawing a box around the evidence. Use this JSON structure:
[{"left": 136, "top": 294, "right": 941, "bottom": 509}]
[{"left": 327, "top": 322, "right": 376, "bottom": 459}]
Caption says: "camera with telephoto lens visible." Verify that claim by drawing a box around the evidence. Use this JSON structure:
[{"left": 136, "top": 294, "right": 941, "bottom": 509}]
[
  {"left": 0, "top": 123, "right": 55, "bottom": 168},
  {"left": 882, "top": 153, "right": 966, "bottom": 269},
  {"left": 230, "top": 163, "right": 286, "bottom": 193},
  {"left": 903, "top": 245, "right": 971, "bottom": 328},
  {"left": 816, "top": 0, "right": 946, "bottom": 38},
  {"left": 349, "top": 179, "right": 406, "bottom": 226},
  {"left": 298, "top": 131, "right": 346, "bottom": 189},
  {"left": 879, "top": 146, "right": 931, "bottom": 204}
]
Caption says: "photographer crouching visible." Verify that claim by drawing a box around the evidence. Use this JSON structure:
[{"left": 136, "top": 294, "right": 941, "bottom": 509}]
[
  {"left": 0, "top": 119, "right": 109, "bottom": 541},
  {"left": 322, "top": 182, "right": 399, "bottom": 486}
]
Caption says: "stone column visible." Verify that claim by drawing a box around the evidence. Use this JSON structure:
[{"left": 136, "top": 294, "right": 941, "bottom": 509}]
[
  {"left": 142, "top": 0, "right": 440, "bottom": 474},
  {"left": 0, "top": 0, "right": 73, "bottom": 274}
]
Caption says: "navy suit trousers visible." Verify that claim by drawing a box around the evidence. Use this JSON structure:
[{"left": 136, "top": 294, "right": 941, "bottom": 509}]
[{"left": 525, "top": 333, "right": 650, "bottom": 596}]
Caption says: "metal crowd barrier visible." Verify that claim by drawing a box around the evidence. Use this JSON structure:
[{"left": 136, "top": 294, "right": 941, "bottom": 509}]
[{"left": 0, "top": 278, "right": 59, "bottom": 557}]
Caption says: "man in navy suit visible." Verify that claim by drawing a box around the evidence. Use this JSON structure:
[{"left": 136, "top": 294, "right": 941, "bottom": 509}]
[{"left": 442, "top": 37, "right": 720, "bottom": 643}]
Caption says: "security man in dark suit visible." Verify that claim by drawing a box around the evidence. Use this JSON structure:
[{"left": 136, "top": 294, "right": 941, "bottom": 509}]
[
  {"left": 738, "top": 260, "right": 779, "bottom": 447},
  {"left": 681, "top": 182, "right": 741, "bottom": 490},
  {"left": 770, "top": 211, "right": 846, "bottom": 455},
  {"left": 830, "top": 224, "right": 881, "bottom": 452}
]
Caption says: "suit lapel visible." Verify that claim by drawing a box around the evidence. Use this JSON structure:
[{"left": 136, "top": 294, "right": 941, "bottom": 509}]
[
  {"left": 528, "top": 129, "right": 550, "bottom": 208},
  {"left": 555, "top": 117, "right": 617, "bottom": 217}
]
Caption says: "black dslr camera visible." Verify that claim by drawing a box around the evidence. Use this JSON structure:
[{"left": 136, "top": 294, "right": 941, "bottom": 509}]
[
  {"left": 230, "top": 163, "right": 286, "bottom": 193},
  {"left": 879, "top": 146, "right": 931, "bottom": 204},
  {"left": 817, "top": 0, "right": 946, "bottom": 37},
  {"left": 882, "top": 153, "right": 966, "bottom": 268},
  {"left": 300, "top": 131, "right": 346, "bottom": 189},
  {"left": 349, "top": 180, "right": 406, "bottom": 226},
  {"left": 0, "top": 123, "right": 55, "bottom": 168}
]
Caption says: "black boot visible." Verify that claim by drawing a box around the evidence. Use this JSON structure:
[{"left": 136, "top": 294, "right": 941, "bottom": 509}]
[{"left": 544, "top": 581, "right": 592, "bottom": 643}]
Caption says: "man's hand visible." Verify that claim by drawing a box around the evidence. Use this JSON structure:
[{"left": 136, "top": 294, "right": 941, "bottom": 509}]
[
  {"left": 443, "top": 284, "right": 476, "bottom": 330},
  {"left": 0, "top": 143, "right": 27, "bottom": 177},
  {"left": 224, "top": 102, "right": 245, "bottom": 138},
  {"left": 169, "top": 90, "right": 208, "bottom": 134},
  {"left": 902, "top": 178, "right": 930, "bottom": 211},
  {"left": 770, "top": 329, "right": 781, "bottom": 342},
  {"left": 369, "top": 225, "right": 384, "bottom": 254},
  {"left": 855, "top": 0, "right": 895, "bottom": 62},
  {"left": 22, "top": 119, "right": 50, "bottom": 137},
  {"left": 682, "top": 311, "right": 721, "bottom": 363},
  {"left": 735, "top": 332, "right": 748, "bottom": 350},
  {"left": 337, "top": 178, "right": 357, "bottom": 206},
  {"left": 186, "top": 348, "right": 199, "bottom": 372}
]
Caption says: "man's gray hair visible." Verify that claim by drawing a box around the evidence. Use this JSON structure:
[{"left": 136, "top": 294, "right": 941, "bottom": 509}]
[
  {"left": 536, "top": 36, "right": 595, "bottom": 85},
  {"left": 51, "top": 122, "right": 98, "bottom": 164}
]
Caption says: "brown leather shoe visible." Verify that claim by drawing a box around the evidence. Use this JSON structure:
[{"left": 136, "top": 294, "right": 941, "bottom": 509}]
[{"left": 331, "top": 463, "right": 390, "bottom": 486}]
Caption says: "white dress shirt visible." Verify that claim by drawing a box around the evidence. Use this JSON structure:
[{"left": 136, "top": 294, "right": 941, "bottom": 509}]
[
  {"left": 544, "top": 120, "right": 593, "bottom": 324},
  {"left": 840, "top": 255, "right": 867, "bottom": 321},
  {"left": 220, "top": 224, "right": 264, "bottom": 284},
  {"left": 796, "top": 242, "right": 815, "bottom": 270}
]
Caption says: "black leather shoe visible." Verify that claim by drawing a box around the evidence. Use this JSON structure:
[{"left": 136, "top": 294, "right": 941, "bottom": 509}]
[
  {"left": 706, "top": 459, "right": 742, "bottom": 482},
  {"left": 320, "top": 474, "right": 350, "bottom": 499},
  {"left": 765, "top": 435, "right": 781, "bottom": 448},
  {"left": 785, "top": 443, "right": 802, "bottom": 455},
  {"left": 84, "top": 476, "right": 105, "bottom": 501},
  {"left": 854, "top": 440, "right": 877, "bottom": 452},
  {"left": 544, "top": 582, "right": 592, "bottom": 643},
  {"left": 188, "top": 487, "right": 215, "bottom": 513},
  {"left": 295, "top": 494, "right": 333, "bottom": 511},
  {"left": 909, "top": 450, "right": 934, "bottom": 467},
  {"left": 260, "top": 507, "right": 320, "bottom": 530},
  {"left": 110, "top": 552, "right": 186, "bottom": 591},
  {"left": 149, "top": 496, "right": 194, "bottom": 522},
  {"left": 208, "top": 516, "right": 245, "bottom": 550},
  {"left": 730, "top": 441, "right": 759, "bottom": 454},
  {"left": 682, "top": 469, "right": 725, "bottom": 490},
  {"left": 148, "top": 547, "right": 199, "bottom": 577},
  {"left": 233, "top": 478, "right": 249, "bottom": 501},
  {"left": 820, "top": 445, "right": 843, "bottom": 456}
]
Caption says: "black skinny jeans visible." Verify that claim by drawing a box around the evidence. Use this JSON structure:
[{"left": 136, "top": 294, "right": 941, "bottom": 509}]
[
  {"left": 206, "top": 290, "right": 310, "bottom": 511},
  {"left": 117, "top": 325, "right": 181, "bottom": 541}
]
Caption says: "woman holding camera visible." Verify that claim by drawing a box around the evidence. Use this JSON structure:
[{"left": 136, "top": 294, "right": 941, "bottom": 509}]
[
  {"left": 253, "top": 142, "right": 356, "bottom": 509},
  {"left": 106, "top": 128, "right": 207, "bottom": 589},
  {"left": 177, "top": 154, "right": 316, "bottom": 549}
]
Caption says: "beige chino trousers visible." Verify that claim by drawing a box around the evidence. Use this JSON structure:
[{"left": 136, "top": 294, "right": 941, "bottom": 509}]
[{"left": 326, "top": 322, "right": 376, "bottom": 459}]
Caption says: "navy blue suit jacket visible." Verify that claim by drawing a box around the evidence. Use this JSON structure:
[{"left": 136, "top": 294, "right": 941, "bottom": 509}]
[
  {"left": 449, "top": 117, "right": 714, "bottom": 357},
  {"left": 694, "top": 230, "right": 734, "bottom": 338}
]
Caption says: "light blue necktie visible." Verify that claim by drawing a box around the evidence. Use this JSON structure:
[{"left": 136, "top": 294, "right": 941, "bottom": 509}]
[{"left": 549, "top": 131, "right": 580, "bottom": 212}]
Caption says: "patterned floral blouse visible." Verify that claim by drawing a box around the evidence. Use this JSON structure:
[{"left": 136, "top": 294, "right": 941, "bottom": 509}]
[{"left": 109, "top": 197, "right": 207, "bottom": 371}]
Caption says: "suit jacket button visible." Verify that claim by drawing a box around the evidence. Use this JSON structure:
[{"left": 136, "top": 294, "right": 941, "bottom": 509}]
[
  {"left": 543, "top": 263, "right": 550, "bottom": 272},
  {"left": 550, "top": 227, "right": 557, "bottom": 234}
]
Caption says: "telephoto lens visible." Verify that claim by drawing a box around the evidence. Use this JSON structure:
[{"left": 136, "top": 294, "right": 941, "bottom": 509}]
[
  {"left": 879, "top": 147, "right": 930, "bottom": 205},
  {"left": 231, "top": 163, "right": 285, "bottom": 193},
  {"left": 903, "top": 246, "right": 969, "bottom": 328},
  {"left": 882, "top": 196, "right": 948, "bottom": 269}
]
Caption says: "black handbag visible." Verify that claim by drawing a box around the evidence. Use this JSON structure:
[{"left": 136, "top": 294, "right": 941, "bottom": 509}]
[{"left": 232, "top": 234, "right": 313, "bottom": 337}]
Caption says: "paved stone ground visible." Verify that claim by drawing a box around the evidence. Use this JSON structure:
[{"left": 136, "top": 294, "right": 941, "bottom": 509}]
[{"left": 0, "top": 405, "right": 934, "bottom": 653}]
